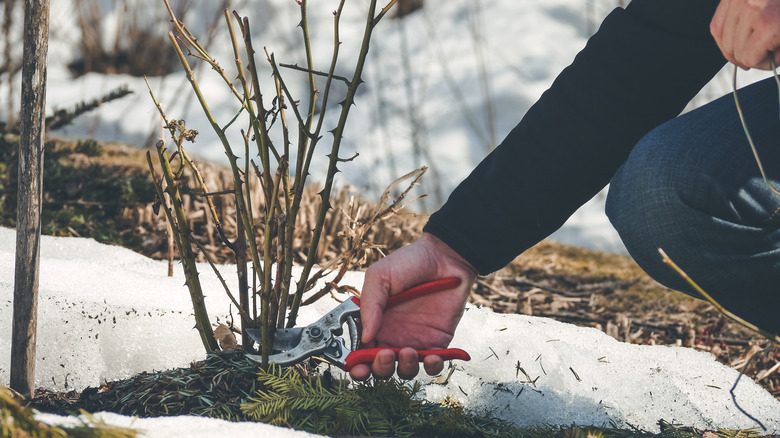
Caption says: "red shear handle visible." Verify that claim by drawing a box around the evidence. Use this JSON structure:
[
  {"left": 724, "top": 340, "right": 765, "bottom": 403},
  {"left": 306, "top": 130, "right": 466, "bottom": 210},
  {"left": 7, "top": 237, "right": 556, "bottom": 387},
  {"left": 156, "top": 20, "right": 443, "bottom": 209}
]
[
  {"left": 351, "top": 277, "right": 462, "bottom": 308},
  {"left": 342, "top": 347, "right": 471, "bottom": 372}
]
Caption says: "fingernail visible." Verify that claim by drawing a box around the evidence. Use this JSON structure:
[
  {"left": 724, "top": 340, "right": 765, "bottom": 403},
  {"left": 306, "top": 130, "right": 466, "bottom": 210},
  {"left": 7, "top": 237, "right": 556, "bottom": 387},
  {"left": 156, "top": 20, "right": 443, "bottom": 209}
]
[{"left": 378, "top": 352, "right": 394, "bottom": 367}]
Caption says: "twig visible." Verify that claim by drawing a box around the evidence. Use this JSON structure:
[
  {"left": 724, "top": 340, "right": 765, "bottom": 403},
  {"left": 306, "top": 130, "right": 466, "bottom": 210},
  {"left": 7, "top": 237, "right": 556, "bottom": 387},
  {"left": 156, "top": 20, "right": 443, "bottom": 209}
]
[
  {"left": 658, "top": 249, "right": 779, "bottom": 344},
  {"left": 191, "top": 236, "right": 254, "bottom": 324},
  {"left": 659, "top": 248, "right": 778, "bottom": 431},
  {"left": 279, "top": 63, "right": 352, "bottom": 86},
  {"left": 757, "top": 359, "right": 780, "bottom": 381},
  {"left": 731, "top": 63, "right": 780, "bottom": 197}
]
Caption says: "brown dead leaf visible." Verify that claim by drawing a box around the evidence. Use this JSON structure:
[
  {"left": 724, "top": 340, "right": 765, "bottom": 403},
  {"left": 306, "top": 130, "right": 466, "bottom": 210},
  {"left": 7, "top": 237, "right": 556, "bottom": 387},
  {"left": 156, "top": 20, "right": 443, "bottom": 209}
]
[{"left": 214, "top": 324, "right": 240, "bottom": 352}]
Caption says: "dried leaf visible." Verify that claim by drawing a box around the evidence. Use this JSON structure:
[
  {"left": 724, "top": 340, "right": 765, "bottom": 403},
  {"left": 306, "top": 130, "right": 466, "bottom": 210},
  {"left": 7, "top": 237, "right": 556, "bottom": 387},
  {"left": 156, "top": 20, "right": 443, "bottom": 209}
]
[{"left": 214, "top": 324, "right": 240, "bottom": 352}]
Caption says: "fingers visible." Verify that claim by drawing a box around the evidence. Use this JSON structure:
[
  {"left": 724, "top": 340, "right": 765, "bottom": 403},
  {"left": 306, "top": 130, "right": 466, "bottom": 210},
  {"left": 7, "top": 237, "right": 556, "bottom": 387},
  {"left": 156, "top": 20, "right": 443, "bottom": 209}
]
[
  {"left": 395, "top": 348, "right": 421, "bottom": 380},
  {"left": 372, "top": 348, "right": 400, "bottom": 378},
  {"left": 711, "top": 0, "right": 780, "bottom": 70},
  {"left": 359, "top": 265, "right": 390, "bottom": 345},
  {"left": 346, "top": 349, "right": 407, "bottom": 380},
  {"left": 711, "top": 0, "right": 737, "bottom": 65},
  {"left": 423, "top": 354, "right": 445, "bottom": 376},
  {"left": 347, "top": 348, "right": 445, "bottom": 381},
  {"left": 348, "top": 363, "right": 372, "bottom": 381}
]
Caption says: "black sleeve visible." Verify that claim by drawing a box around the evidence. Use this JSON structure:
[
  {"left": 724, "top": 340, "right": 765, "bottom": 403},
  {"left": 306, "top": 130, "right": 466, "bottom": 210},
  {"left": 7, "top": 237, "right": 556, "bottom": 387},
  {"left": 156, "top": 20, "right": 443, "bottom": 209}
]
[{"left": 423, "top": 0, "right": 726, "bottom": 275}]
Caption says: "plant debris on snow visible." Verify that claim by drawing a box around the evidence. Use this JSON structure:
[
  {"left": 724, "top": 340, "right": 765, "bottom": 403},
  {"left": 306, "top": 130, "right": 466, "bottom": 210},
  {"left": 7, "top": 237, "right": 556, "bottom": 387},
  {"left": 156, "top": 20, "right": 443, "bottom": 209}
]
[{"left": 472, "top": 241, "right": 779, "bottom": 400}]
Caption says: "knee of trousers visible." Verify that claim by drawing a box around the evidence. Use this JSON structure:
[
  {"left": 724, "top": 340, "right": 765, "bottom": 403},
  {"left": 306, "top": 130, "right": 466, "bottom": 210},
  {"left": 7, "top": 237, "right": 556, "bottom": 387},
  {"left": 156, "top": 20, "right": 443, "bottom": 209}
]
[
  {"left": 605, "top": 131, "right": 702, "bottom": 295},
  {"left": 606, "top": 132, "right": 780, "bottom": 333}
]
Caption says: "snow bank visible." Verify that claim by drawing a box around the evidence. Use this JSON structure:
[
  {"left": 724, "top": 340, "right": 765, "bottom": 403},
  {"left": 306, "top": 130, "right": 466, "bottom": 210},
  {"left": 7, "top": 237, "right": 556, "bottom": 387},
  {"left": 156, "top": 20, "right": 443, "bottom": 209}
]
[
  {"left": 2, "top": 228, "right": 779, "bottom": 436},
  {"left": 35, "top": 412, "right": 321, "bottom": 438},
  {"left": 432, "top": 310, "right": 780, "bottom": 431},
  {"left": 0, "top": 227, "right": 345, "bottom": 391}
]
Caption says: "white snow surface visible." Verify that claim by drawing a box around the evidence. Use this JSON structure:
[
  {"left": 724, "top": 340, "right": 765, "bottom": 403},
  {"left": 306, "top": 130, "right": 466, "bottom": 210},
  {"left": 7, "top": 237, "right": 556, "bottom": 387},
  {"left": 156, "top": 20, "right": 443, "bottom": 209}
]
[{"left": 2, "top": 228, "right": 779, "bottom": 437}]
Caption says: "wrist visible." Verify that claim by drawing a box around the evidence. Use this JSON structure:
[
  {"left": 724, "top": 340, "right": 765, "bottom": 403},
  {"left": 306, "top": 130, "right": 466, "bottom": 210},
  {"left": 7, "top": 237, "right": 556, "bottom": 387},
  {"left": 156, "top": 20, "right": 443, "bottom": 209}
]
[{"left": 418, "top": 232, "right": 478, "bottom": 278}]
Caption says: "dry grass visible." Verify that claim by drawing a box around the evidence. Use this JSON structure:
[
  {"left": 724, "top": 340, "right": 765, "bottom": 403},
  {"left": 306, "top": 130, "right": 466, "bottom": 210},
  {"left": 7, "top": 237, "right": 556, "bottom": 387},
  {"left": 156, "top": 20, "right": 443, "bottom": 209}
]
[{"left": 89, "top": 142, "right": 427, "bottom": 270}]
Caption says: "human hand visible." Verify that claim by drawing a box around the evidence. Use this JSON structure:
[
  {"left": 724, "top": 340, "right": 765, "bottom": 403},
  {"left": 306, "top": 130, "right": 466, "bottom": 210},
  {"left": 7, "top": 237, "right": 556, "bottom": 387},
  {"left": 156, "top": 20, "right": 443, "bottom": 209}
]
[
  {"left": 711, "top": 0, "right": 780, "bottom": 70},
  {"left": 349, "top": 232, "right": 477, "bottom": 380}
]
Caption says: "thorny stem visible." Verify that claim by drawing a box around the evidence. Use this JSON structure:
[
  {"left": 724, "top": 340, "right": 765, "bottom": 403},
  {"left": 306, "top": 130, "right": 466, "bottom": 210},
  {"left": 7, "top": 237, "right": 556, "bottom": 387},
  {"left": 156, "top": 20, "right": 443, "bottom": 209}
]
[
  {"left": 281, "top": 0, "right": 319, "bottom": 330},
  {"left": 287, "top": 0, "right": 349, "bottom": 328},
  {"left": 237, "top": 14, "right": 280, "bottom": 364},
  {"left": 268, "top": 55, "right": 294, "bottom": 329},
  {"left": 167, "top": 31, "right": 265, "bottom": 289},
  {"left": 146, "top": 148, "right": 219, "bottom": 353},
  {"left": 145, "top": 77, "right": 235, "bottom": 252},
  {"left": 299, "top": 0, "right": 318, "bottom": 150},
  {"left": 279, "top": 63, "right": 352, "bottom": 86},
  {"left": 288, "top": 0, "right": 385, "bottom": 328}
]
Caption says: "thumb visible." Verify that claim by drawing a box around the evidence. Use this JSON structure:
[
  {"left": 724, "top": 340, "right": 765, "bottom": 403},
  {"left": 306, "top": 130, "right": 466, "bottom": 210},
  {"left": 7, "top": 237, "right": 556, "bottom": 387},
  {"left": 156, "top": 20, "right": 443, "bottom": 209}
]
[{"left": 359, "top": 269, "right": 390, "bottom": 345}]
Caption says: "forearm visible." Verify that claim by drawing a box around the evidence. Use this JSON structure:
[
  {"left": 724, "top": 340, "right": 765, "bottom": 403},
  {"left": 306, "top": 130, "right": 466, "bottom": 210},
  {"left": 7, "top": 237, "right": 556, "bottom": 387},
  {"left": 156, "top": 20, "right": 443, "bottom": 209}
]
[{"left": 424, "top": 0, "right": 726, "bottom": 274}]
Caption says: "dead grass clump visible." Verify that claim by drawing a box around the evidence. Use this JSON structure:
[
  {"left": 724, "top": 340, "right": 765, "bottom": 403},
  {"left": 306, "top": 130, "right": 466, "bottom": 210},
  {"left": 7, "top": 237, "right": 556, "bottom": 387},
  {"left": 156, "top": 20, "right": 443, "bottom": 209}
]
[
  {"left": 69, "top": 0, "right": 215, "bottom": 77},
  {"left": 130, "top": 150, "right": 427, "bottom": 270}
]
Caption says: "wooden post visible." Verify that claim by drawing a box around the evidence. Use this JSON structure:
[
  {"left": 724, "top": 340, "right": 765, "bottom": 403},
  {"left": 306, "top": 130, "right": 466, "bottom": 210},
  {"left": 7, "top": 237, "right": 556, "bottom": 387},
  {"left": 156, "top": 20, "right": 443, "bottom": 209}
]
[{"left": 11, "top": 0, "right": 49, "bottom": 397}]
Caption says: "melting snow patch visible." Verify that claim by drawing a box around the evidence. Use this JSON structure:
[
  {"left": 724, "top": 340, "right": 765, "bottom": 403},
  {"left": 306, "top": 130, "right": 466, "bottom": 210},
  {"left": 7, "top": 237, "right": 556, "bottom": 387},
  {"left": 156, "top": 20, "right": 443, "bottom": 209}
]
[
  {"left": 2, "top": 227, "right": 779, "bottom": 436},
  {"left": 421, "top": 308, "right": 780, "bottom": 432}
]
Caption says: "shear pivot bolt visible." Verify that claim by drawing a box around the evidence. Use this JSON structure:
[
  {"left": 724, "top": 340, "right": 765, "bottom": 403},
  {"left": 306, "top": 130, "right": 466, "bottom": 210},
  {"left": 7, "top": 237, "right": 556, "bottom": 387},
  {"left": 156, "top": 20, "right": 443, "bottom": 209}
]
[{"left": 309, "top": 327, "right": 323, "bottom": 340}]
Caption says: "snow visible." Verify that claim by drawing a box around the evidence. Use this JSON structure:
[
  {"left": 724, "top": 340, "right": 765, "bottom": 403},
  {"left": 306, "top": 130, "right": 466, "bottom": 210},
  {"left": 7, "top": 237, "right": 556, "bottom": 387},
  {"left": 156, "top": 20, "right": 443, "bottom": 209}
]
[
  {"left": 2, "top": 227, "right": 779, "bottom": 437},
  {"left": 35, "top": 412, "right": 322, "bottom": 438}
]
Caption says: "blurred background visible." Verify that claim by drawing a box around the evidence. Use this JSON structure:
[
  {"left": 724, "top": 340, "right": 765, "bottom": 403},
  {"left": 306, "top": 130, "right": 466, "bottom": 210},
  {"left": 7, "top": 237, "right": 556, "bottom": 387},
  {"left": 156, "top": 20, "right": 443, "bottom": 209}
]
[{"left": 0, "top": 0, "right": 768, "bottom": 254}]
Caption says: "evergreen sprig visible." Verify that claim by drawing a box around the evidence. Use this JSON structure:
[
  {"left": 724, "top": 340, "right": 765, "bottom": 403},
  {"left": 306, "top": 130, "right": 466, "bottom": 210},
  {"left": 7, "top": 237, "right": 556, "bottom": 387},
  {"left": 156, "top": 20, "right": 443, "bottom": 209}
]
[
  {"left": 240, "top": 365, "right": 524, "bottom": 437},
  {"left": 45, "top": 86, "right": 133, "bottom": 131},
  {"left": 1, "top": 385, "right": 136, "bottom": 438}
]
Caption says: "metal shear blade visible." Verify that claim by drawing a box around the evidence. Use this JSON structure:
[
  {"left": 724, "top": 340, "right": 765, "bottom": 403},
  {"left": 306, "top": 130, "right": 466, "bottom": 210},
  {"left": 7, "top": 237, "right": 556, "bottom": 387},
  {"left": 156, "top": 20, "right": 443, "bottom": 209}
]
[
  {"left": 246, "top": 298, "right": 361, "bottom": 367},
  {"left": 245, "top": 278, "right": 471, "bottom": 371}
]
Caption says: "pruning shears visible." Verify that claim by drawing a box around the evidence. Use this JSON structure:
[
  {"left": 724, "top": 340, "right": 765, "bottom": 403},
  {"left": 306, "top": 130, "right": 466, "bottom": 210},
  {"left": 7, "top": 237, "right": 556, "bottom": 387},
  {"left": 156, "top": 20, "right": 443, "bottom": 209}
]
[{"left": 245, "top": 277, "right": 471, "bottom": 371}]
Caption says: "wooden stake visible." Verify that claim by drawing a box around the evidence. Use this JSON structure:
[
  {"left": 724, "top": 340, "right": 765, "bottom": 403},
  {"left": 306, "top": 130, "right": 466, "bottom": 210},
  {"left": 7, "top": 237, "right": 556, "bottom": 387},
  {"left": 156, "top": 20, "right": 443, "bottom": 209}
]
[{"left": 11, "top": 0, "right": 50, "bottom": 398}]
